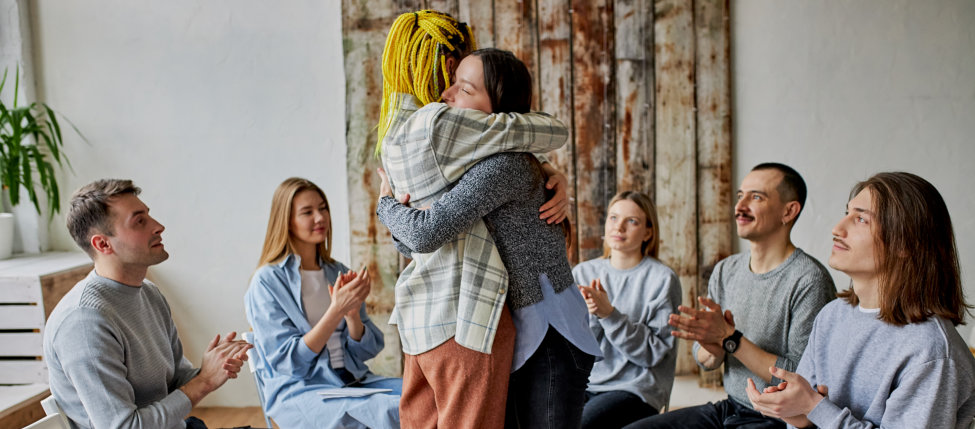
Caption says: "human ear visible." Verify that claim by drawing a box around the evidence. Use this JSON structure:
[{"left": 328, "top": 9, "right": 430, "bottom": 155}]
[
  {"left": 90, "top": 234, "right": 113, "bottom": 256},
  {"left": 445, "top": 56, "right": 458, "bottom": 84},
  {"left": 643, "top": 227, "right": 654, "bottom": 244},
  {"left": 782, "top": 201, "right": 801, "bottom": 224}
]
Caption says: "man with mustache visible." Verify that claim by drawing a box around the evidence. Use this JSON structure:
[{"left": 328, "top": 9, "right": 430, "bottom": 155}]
[
  {"left": 43, "top": 179, "right": 252, "bottom": 429},
  {"left": 630, "top": 163, "right": 835, "bottom": 428}
]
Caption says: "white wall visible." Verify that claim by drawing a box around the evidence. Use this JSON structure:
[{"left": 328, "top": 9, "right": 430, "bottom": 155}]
[
  {"left": 32, "top": 1, "right": 347, "bottom": 406},
  {"left": 733, "top": 0, "right": 975, "bottom": 339}
]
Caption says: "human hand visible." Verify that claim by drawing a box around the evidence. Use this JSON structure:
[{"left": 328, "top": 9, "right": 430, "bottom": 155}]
[
  {"left": 745, "top": 367, "right": 825, "bottom": 419},
  {"left": 200, "top": 332, "right": 252, "bottom": 387},
  {"left": 539, "top": 171, "right": 569, "bottom": 224},
  {"left": 377, "top": 168, "right": 410, "bottom": 204},
  {"left": 179, "top": 332, "right": 251, "bottom": 404},
  {"left": 668, "top": 296, "right": 736, "bottom": 345},
  {"left": 330, "top": 269, "right": 369, "bottom": 318},
  {"left": 577, "top": 279, "right": 614, "bottom": 318},
  {"left": 345, "top": 267, "right": 371, "bottom": 320}
]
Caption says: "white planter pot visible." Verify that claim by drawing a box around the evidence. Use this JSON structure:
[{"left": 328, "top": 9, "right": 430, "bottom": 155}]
[{"left": 0, "top": 213, "right": 15, "bottom": 259}]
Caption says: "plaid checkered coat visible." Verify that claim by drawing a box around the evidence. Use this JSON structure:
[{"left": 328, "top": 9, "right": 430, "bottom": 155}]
[{"left": 379, "top": 94, "right": 568, "bottom": 354}]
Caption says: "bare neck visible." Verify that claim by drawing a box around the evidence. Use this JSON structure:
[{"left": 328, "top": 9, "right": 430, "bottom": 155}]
[
  {"left": 748, "top": 238, "right": 796, "bottom": 274},
  {"left": 93, "top": 259, "right": 148, "bottom": 287},
  {"left": 295, "top": 242, "right": 320, "bottom": 270},
  {"left": 609, "top": 250, "right": 644, "bottom": 270},
  {"left": 851, "top": 277, "right": 881, "bottom": 309}
]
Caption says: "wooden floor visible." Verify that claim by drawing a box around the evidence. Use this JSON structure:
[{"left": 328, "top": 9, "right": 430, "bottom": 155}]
[{"left": 190, "top": 406, "right": 277, "bottom": 429}]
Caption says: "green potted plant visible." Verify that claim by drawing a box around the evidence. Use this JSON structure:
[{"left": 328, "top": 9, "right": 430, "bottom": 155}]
[{"left": 0, "top": 66, "right": 71, "bottom": 258}]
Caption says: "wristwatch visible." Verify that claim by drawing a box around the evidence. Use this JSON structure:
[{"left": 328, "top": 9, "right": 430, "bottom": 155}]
[{"left": 722, "top": 330, "right": 743, "bottom": 354}]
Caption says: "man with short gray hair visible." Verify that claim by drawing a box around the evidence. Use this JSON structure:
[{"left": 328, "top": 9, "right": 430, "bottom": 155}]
[{"left": 44, "top": 179, "right": 251, "bottom": 429}]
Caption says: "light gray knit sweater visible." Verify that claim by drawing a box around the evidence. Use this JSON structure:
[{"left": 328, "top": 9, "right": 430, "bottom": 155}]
[
  {"left": 694, "top": 249, "right": 835, "bottom": 408},
  {"left": 43, "top": 271, "right": 198, "bottom": 429}
]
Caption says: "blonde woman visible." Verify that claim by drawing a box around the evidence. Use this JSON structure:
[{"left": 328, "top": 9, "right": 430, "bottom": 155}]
[
  {"left": 573, "top": 191, "right": 682, "bottom": 429},
  {"left": 244, "top": 177, "right": 401, "bottom": 429}
]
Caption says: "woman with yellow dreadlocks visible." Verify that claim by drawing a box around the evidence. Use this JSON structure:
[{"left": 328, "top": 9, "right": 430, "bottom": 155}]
[{"left": 375, "top": 10, "right": 591, "bottom": 429}]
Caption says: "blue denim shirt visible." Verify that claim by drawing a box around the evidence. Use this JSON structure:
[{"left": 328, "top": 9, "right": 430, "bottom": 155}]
[
  {"left": 244, "top": 254, "right": 388, "bottom": 414},
  {"left": 511, "top": 274, "right": 603, "bottom": 371}
]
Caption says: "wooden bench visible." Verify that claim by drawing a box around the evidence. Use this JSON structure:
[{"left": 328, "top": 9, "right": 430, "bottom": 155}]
[{"left": 0, "top": 252, "right": 92, "bottom": 428}]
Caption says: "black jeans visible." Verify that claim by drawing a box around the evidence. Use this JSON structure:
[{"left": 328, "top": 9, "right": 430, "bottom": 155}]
[
  {"left": 622, "top": 398, "right": 785, "bottom": 429},
  {"left": 184, "top": 416, "right": 208, "bottom": 429},
  {"left": 505, "top": 328, "right": 595, "bottom": 429},
  {"left": 582, "top": 390, "right": 659, "bottom": 429}
]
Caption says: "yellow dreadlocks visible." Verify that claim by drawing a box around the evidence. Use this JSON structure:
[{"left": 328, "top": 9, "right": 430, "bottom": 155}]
[{"left": 376, "top": 10, "right": 476, "bottom": 154}]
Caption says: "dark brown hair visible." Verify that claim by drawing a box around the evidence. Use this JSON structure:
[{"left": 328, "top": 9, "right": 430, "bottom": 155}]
[
  {"left": 837, "top": 172, "right": 970, "bottom": 325},
  {"left": 752, "top": 162, "right": 807, "bottom": 222},
  {"left": 67, "top": 179, "right": 141, "bottom": 255},
  {"left": 470, "top": 48, "right": 532, "bottom": 114}
]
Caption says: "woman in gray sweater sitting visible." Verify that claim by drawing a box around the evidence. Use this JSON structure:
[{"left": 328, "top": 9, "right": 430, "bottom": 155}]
[{"left": 573, "top": 191, "right": 683, "bottom": 429}]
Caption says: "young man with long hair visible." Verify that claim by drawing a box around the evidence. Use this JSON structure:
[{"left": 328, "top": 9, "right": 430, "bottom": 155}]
[{"left": 746, "top": 172, "right": 975, "bottom": 428}]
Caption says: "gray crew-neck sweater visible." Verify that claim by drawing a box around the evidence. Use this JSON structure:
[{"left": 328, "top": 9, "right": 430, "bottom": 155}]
[
  {"left": 572, "top": 256, "right": 682, "bottom": 412},
  {"left": 797, "top": 300, "right": 975, "bottom": 429},
  {"left": 695, "top": 248, "right": 835, "bottom": 408},
  {"left": 43, "top": 271, "right": 198, "bottom": 429}
]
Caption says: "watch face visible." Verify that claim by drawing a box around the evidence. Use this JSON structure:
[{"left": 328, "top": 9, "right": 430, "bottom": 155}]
[{"left": 724, "top": 339, "right": 738, "bottom": 353}]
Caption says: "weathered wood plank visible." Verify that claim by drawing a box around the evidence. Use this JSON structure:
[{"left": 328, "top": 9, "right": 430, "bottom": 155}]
[
  {"left": 494, "top": 0, "right": 541, "bottom": 111},
  {"left": 342, "top": 0, "right": 426, "bottom": 377},
  {"left": 426, "top": 0, "right": 459, "bottom": 17},
  {"left": 537, "top": 0, "right": 578, "bottom": 262},
  {"left": 571, "top": 0, "right": 616, "bottom": 262},
  {"left": 458, "top": 0, "right": 495, "bottom": 48},
  {"left": 695, "top": 0, "right": 732, "bottom": 386},
  {"left": 653, "top": 0, "right": 697, "bottom": 375},
  {"left": 615, "top": 0, "right": 655, "bottom": 197}
]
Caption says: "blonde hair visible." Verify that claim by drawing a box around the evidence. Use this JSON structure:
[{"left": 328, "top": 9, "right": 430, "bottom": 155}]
[
  {"left": 376, "top": 10, "right": 476, "bottom": 154},
  {"left": 602, "top": 191, "right": 661, "bottom": 259},
  {"left": 257, "top": 177, "right": 333, "bottom": 267}
]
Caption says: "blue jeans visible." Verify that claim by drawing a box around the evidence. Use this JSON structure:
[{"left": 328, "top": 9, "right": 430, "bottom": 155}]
[
  {"left": 622, "top": 398, "right": 785, "bottom": 429},
  {"left": 582, "top": 390, "right": 658, "bottom": 429},
  {"left": 505, "top": 327, "right": 595, "bottom": 429}
]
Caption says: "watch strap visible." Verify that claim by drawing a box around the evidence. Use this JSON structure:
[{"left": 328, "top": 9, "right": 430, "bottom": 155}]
[{"left": 722, "top": 329, "right": 743, "bottom": 354}]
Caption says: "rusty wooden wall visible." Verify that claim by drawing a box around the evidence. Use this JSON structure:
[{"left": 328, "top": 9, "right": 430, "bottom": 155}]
[{"left": 342, "top": 0, "right": 732, "bottom": 378}]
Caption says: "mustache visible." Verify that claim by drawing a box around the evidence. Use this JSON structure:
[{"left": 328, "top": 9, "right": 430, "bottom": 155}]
[
  {"left": 832, "top": 237, "right": 848, "bottom": 248},
  {"left": 735, "top": 212, "right": 754, "bottom": 220}
]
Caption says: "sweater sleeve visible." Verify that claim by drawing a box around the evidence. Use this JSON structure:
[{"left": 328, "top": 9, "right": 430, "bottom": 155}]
[
  {"left": 775, "top": 275, "right": 835, "bottom": 381},
  {"left": 163, "top": 294, "right": 200, "bottom": 390},
  {"left": 389, "top": 235, "right": 414, "bottom": 259},
  {"left": 51, "top": 309, "right": 192, "bottom": 429},
  {"left": 807, "top": 358, "right": 966, "bottom": 429},
  {"left": 598, "top": 271, "right": 681, "bottom": 368},
  {"left": 376, "top": 154, "right": 535, "bottom": 253}
]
